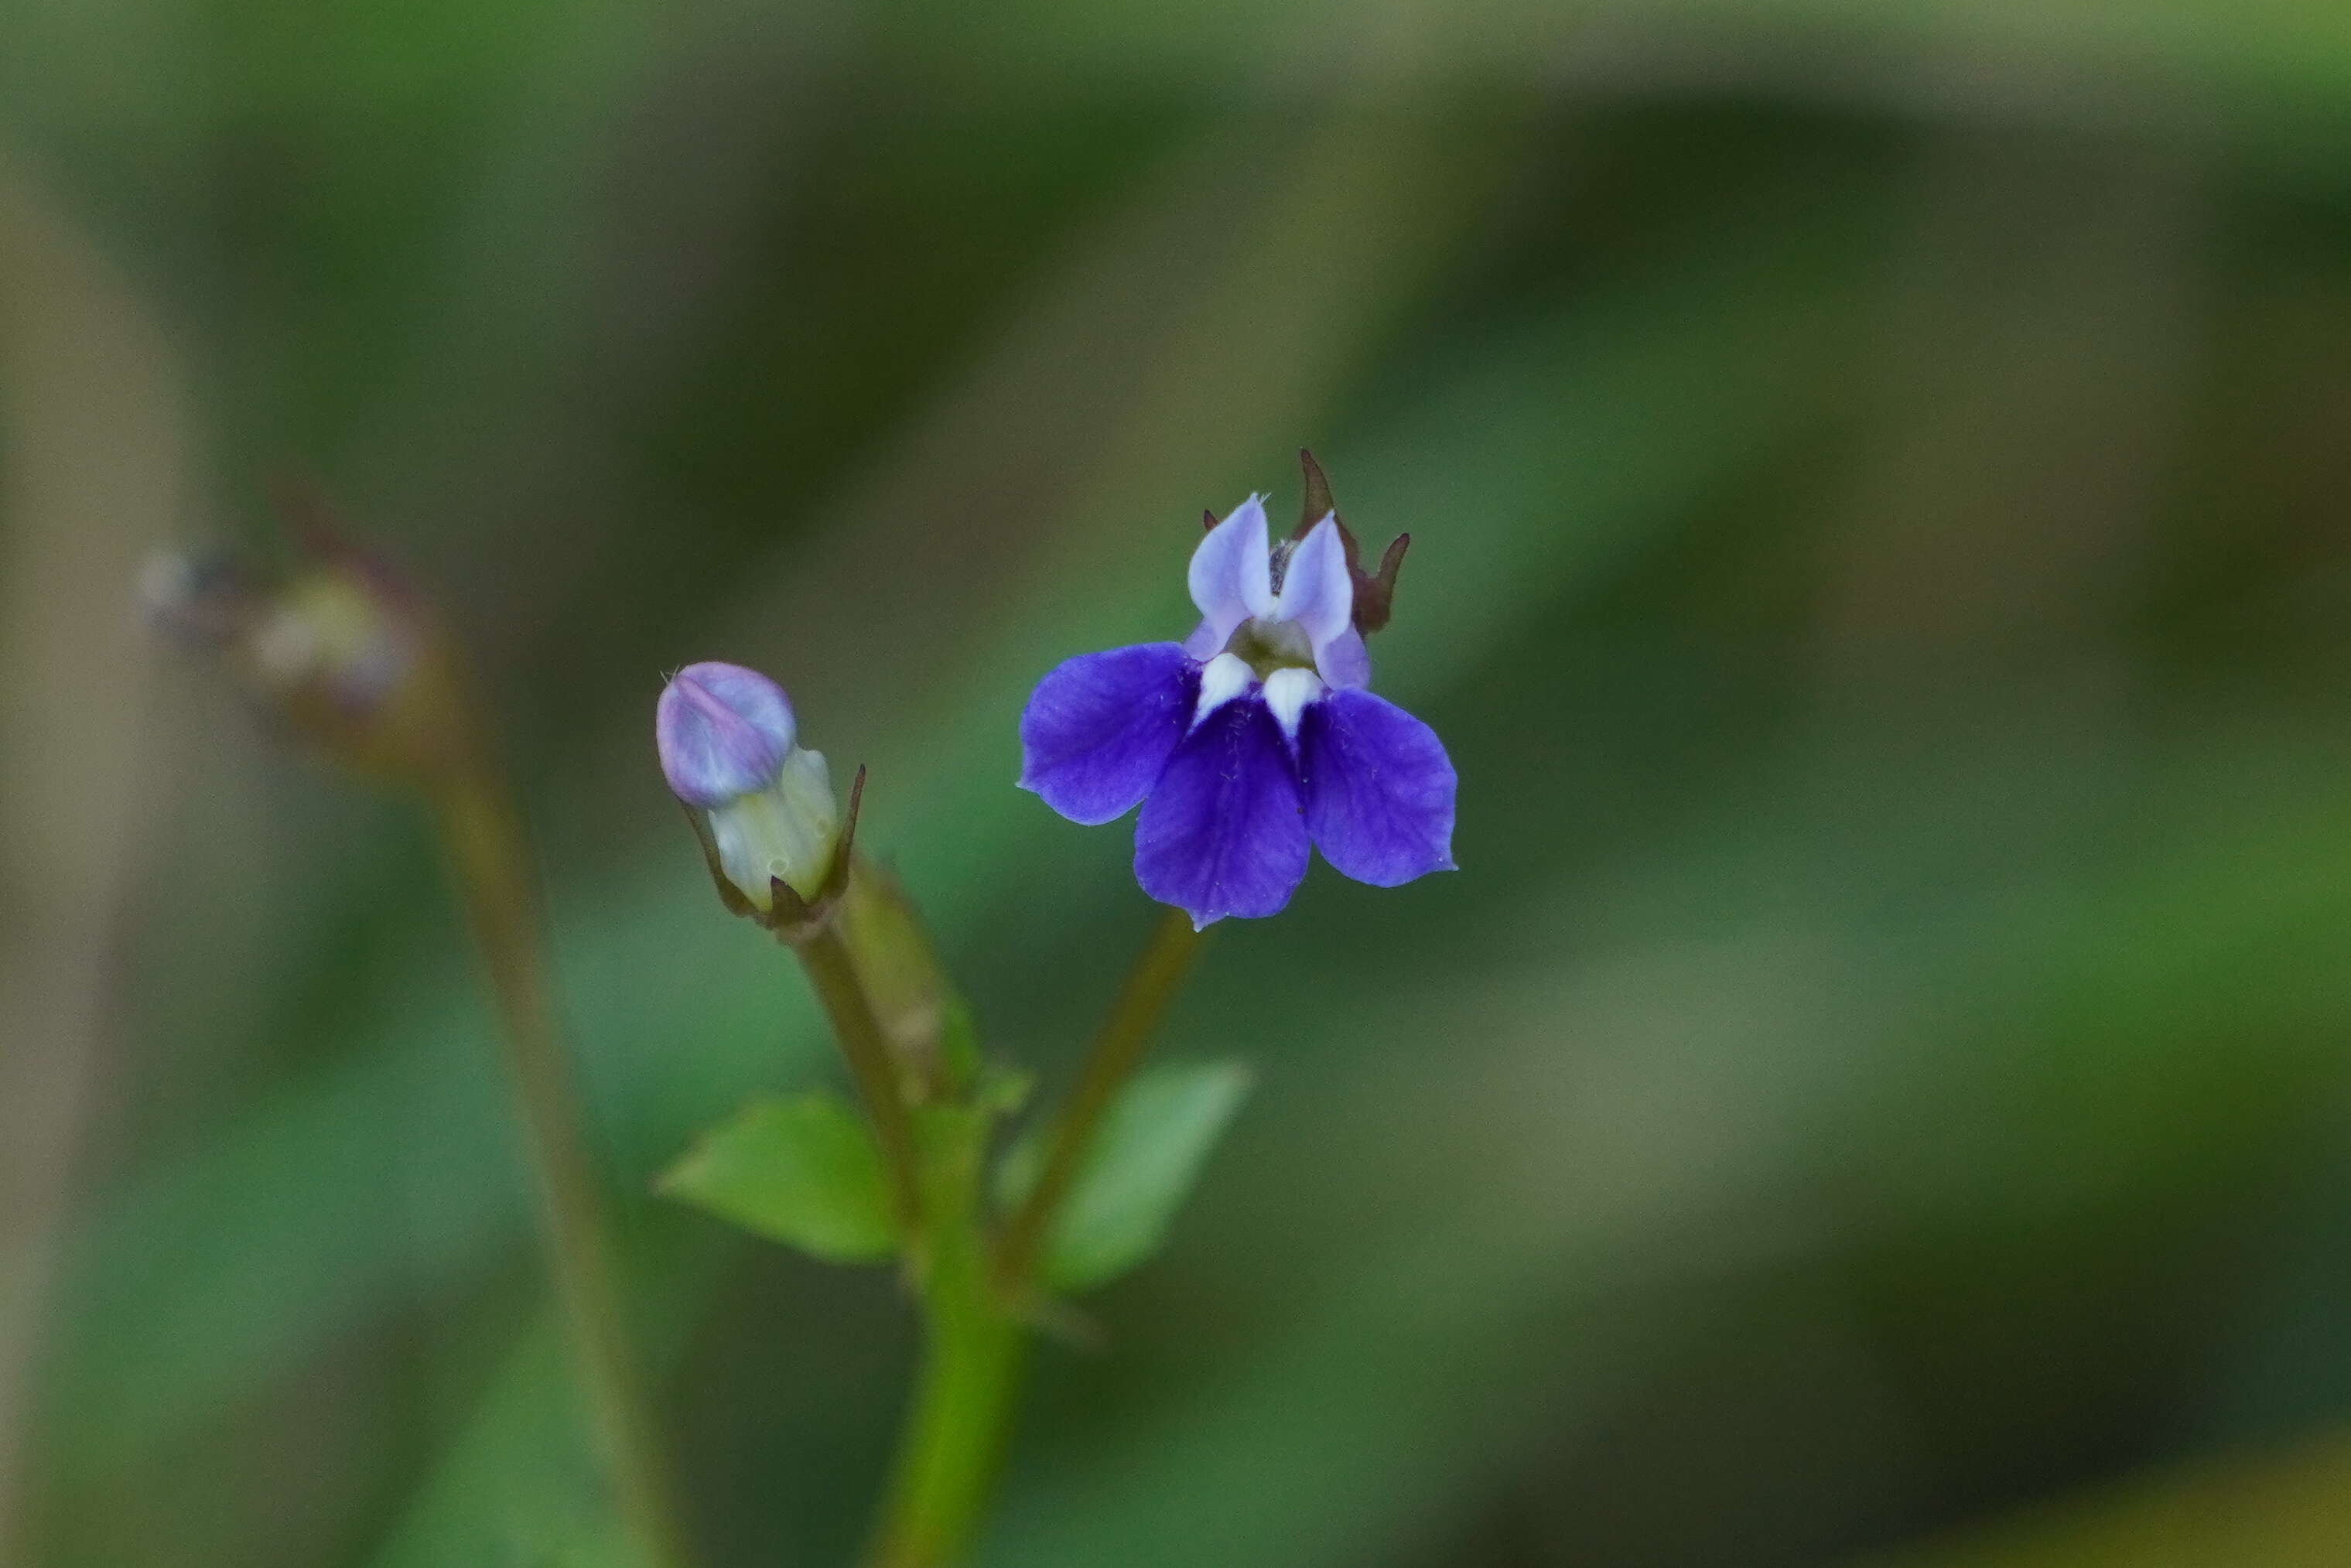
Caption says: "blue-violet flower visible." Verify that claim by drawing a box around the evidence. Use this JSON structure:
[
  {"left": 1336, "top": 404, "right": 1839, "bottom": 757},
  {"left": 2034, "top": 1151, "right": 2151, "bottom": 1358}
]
[
  {"left": 1019, "top": 494, "right": 1456, "bottom": 927},
  {"left": 658, "top": 661, "right": 840, "bottom": 910}
]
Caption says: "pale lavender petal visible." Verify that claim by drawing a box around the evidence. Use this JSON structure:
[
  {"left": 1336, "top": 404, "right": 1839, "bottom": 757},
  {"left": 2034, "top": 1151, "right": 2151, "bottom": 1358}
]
[
  {"left": 1019, "top": 643, "right": 1198, "bottom": 825},
  {"left": 1315, "top": 625, "right": 1372, "bottom": 690},
  {"left": 1135, "top": 692, "right": 1309, "bottom": 927},
  {"left": 1184, "top": 495, "right": 1273, "bottom": 657},
  {"left": 1270, "top": 516, "right": 1354, "bottom": 657},
  {"left": 1299, "top": 688, "right": 1456, "bottom": 886},
  {"left": 658, "top": 661, "right": 796, "bottom": 807},
  {"left": 1180, "top": 615, "right": 1228, "bottom": 662}
]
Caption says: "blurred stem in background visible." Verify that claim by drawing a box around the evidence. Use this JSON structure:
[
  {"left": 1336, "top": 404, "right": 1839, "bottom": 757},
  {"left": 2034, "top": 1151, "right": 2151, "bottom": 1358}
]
[
  {"left": 431, "top": 760, "right": 697, "bottom": 1568},
  {"left": 142, "top": 521, "right": 695, "bottom": 1568}
]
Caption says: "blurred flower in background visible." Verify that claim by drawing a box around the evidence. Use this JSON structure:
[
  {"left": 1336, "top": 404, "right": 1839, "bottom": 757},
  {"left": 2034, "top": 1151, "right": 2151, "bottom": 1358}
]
[{"left": 12, "top": 3, "right": 2351, "bottom": 1567}]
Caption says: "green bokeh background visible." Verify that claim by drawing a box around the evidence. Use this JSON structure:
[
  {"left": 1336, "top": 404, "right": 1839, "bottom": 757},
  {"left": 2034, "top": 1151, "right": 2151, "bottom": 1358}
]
[{"left": 11, "top": 2, "right": 2351, "bottom": 1564}]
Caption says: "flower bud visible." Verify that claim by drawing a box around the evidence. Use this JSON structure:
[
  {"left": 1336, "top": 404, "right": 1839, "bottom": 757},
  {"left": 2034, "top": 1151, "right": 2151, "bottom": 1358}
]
[
  {"left": 657, "top": 661, "right": 846, "bottom": 916},
  {"left": 656, "top": 661, "right": 797, "bottom": 807},
  {"left": 141, "top": 514, "right": 472, "bottom": 786}
]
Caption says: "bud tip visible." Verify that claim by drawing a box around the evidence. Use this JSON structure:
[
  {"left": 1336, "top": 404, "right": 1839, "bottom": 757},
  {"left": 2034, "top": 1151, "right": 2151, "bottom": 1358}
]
[{"left": 657, "top": 661, "right": 798, "bottom": 808}]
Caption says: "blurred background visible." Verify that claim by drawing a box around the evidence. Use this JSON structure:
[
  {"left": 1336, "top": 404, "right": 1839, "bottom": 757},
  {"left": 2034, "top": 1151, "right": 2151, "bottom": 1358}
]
[{"left": 11, "top": 2, "right": 2351, "bottom": 1565}]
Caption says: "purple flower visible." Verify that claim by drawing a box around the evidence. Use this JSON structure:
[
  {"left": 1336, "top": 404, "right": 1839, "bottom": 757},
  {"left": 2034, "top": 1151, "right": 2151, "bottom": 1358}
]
[
  {"left": 1020, "top": 494, "right": 1456, "bottom": 927},
  {"left": 658, "top": 661, "right": 841, "bottom": 910}
]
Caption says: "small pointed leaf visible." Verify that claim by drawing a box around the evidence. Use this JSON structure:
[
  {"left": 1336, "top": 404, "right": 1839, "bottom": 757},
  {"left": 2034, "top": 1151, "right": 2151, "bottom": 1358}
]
[
  {"left": 998, "top": 1060, "right": 1253, "bottom": 1293},
  {"left": 658, "top": 1094, "right": 899, "bottom": 1263}
]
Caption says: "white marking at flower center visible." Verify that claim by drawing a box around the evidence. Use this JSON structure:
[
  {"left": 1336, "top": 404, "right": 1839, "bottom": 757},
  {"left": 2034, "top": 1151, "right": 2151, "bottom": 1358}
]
[
  {"left": 1192, "top": 652, "right": 1256, "bottom": 728},
  {"left": 1261, "top": 666, "right": 1325, "bottom": 741}
]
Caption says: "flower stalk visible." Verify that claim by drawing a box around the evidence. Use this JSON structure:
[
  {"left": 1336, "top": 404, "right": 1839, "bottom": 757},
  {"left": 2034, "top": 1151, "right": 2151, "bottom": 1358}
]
[
  {"left": 993, "top": 906, "right": 1205, "bottom": 1293},
  {"left": 432, "top": 758, "right": 697, "bottom": 1568},
  {"left": 863, "top": 1119, "right": 1027, "bottom": 1568},
  {"left": 859, "top": 905, "right": 1203, "bottom": 1568},
  {"left": 789, "top": 907, "right": 928, "bottom": 1242}
]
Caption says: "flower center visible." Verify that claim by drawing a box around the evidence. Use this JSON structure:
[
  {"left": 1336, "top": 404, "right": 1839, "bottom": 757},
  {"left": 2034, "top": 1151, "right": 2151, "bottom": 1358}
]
[{"left": 1222, "top": 617, "right": 1316, "bottom": 681}]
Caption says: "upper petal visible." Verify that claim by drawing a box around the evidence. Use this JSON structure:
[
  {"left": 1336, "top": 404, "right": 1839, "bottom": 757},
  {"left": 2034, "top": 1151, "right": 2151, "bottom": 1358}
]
[
  {"left": 1184, "top": 495, "right": 1273, "bottom": 657},
  {"left": 1019, "top": 643, "right": 1199, "bottom": 825},
  {"left": 1269, "top": 515, "right": 1354, "bottom": 658},
  {"left": 1134, "top": 692, "right": 1310, "bottom": 927},
  {"left": 1298, "top": 688, "right": 1457, "bottom": 887}
]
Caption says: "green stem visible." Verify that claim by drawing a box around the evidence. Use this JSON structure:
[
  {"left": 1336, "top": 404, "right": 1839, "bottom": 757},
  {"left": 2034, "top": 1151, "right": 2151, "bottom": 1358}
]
[
  {"left": 848, "top": 903, "right": 1207, "bottom": 1568},
  {"left": 864, "top": 1205, "right": 1027, "bottom": 1568},
  {"left": 432, "top": 766, "right": 695, "bottom": 1568},
  {"left": 793, "top": 917, "right": 928, "bottom": 1239},
  {"left": 795, "top": 890, "right": 1020, "bottom": 1568},
  {"left": 995, "top": 905, "right": 1205, "bottom": 1290}
]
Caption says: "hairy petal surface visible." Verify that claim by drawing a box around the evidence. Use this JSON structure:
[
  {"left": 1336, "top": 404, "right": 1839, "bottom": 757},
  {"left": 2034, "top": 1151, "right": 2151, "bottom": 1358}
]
[
  {"left": 1019, "top": 643, "right": 1199, "bottom": 825},
  {"left": 1183, "top": 495, "right": 1273, "bottom": 659},
  {"left": 1299, "top": 688, "right": 1457, "bottom": 886},
  {"left": 1135, "top": 693, "right": 1309, "bottom": 927}
]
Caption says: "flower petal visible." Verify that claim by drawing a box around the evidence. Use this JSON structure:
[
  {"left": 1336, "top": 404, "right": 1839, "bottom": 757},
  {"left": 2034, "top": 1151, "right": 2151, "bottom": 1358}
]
[
  {"left": 1019, "top": 643, "right": 1199, "bottom": 825},
  {"left": 1135, "top": 692, "right": 1309, "bottom": 927},
  {"left": 1299, "top": 688, "right": 1457, "bottom": 886},
  {"left": 658, "top": 661, "right": 796, "bottom": 807},
  {"left": 1315, "top": 625, "right": 1372, "bottom": 690},
  {"left": 1191, "top": 651, "right": 1257, "bottom": 727},
  {"left": 1260, "top": 666, "right": 1324, "bottom": 743},
  {"left": 1183, "top": 495, "right": 1273, "bottom": 658},
  {"left": 1269, "top": 515, "right": 1354, "bottom": 655}
]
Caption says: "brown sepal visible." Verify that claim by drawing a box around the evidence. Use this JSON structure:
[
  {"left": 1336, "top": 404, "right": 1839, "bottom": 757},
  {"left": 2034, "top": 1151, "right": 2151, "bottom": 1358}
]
[
  {"left": 1296, "top": 448, "right": 1337, "bottom": 537},
  {"left": 1290, "top": 448, "right": 1410, "bottom": 637},
  {"left": 1355, "top": 531, "right": 1410, "bottom": 634}
]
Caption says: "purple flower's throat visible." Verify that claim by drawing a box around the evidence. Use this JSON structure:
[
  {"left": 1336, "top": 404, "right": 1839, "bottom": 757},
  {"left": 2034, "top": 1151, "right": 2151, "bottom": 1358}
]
[{"left": 1219, "top": 617, "right": 1317, "bottom": 682}]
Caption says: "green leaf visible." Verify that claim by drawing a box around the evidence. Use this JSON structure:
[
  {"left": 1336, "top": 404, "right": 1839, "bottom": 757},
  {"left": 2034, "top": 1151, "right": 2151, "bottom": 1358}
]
[
  {"left": 657, "top": 1094, "right": 899, "bottom": 1263},
  {"left": 999, "top": 1060, "right": 1253, "bottom": 1293}
]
